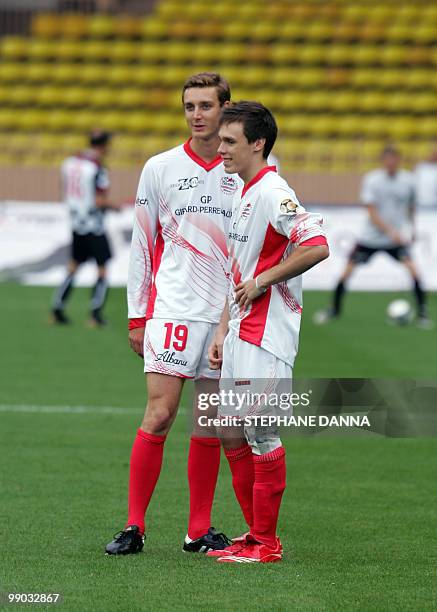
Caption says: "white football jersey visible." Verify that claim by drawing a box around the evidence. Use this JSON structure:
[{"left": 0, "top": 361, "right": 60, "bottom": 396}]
[
  {"left": 61, "top": 152, "right": 110, "bottom": 236},
  {"left": 414, "top": 161, "right": 437, "bottom": 208},
  {"left": 360, "top": 168, "right": 415, "bottom": 247},
  {"left": 228, "top": 166, "right": 325, "bottom": 367},
  {"left": 128, "top": 139, "right": 240, "bottom": 323}
]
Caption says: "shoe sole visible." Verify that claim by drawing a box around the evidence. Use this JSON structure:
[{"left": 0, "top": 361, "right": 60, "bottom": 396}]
[{"left": 217, "top": 553, "right": 282, "bottom": 563}]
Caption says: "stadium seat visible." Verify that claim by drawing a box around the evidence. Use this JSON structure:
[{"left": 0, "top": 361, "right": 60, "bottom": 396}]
[
  {"left": 17, "top": 110, "right": 49, "bottom": 132},
  {"left": 270, "top": 44, "right": 300, "bottom": 65},
  {"left": 137, "top": 43, "right": 166, "bottom": 63},
  {"left": 51, "top": 64, "right": 78, "bottom": 83},
  {"left": 59, "top": 14, "right": 89, "bottom": 39},
  {"left": 114, "top": 15, "right": 143, "bottom": 38},
  {"left": 37, "top": 86, "right": 68, "bottom": 107},
  {"left": 31, "top": 13, "right": 60, "bottom": 38},
  {"left": 87, "top": 15, "right": 115, "bottom": 38},
  {"left": 78, "top": 64, "right": 107, "bottom": 84},
  {"left": 141, "top": 18, "right": 168, "bottom": 40},
  {"left": 0, "top": 37, "right": 27, "bottom": 60},
  {"left": 62, "top": 87, "right": 90, "bottom": 107},
  {"left": 9, "top": 85, "right": 36, "bottom": 107},
  {"left": 26, "top": 39, "right": 56, "bottom": 61},
  {"left": 24, "top": 63, "right": 52, "bottom": 83},
  {"left": 80, "top": 41, "right": 111, "bottom": 62},
  {"left": 357, "top": 92, "right": 387, "bottom": 113},
  {"left": 330, "top": 91, "right": 359, "bottom": 113},
  {"left": 56, "top": 40, "right": 82, "bottom": 62},
  {"left": 116, "top": 88, "right": 148, "bottom": 109},
  {"left": 72, "top": 110, "right": 104, "bottom": 132}
]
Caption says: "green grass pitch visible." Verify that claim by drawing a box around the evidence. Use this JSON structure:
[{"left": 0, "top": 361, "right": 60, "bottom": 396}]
[{"left": 1, "top": 283, "right": 436, "bottom": 611}]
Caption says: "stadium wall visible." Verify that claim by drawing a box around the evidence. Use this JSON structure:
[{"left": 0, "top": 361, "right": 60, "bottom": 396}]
[{"left": 0, "top": 166, "right": 361, "bottom": 206}]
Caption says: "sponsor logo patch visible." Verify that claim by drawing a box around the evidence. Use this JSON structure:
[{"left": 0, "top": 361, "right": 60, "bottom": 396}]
[
  {"left": 280, "top": 198, "right": 298, "bottom": 214},
  {"left": 220, "top": 176, "right": 239, "bottom": 195}
]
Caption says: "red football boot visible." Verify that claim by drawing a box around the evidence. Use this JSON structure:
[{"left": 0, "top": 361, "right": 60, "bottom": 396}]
[{"left": 217, "top": 537, "right": 282, "bottom": 563}]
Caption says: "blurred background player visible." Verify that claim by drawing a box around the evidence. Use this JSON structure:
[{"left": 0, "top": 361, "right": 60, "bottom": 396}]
[
  {"left": 105, "top": 73, "right": 237, "bottom": 556},
  {"left": 207, "top": 101, "right": 328, "bottom": 563},
  {"left": 51, "top": 130, "right": 119, "bottom": 327},
  {"left": 314, "top": 145, "right": 433, "bottom": 329}
]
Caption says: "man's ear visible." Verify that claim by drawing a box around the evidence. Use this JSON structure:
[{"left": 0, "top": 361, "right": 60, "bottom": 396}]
[
  {"left": 254, "top": 138, "right": 266, "bottom": 153},
  {"left": 222, "top": 100, "right": 231, "bottom": 108}
]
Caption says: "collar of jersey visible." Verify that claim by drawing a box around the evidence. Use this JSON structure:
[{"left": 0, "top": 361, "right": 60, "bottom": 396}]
[
  {"left": 241, "top": 166, "right": 277, "bottom": 198},
  {"left": 183, "top": 138, "right": 222, "bottom": 172}
]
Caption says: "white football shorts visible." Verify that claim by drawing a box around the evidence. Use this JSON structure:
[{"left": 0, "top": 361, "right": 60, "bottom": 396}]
[
  {"left": 143, "top": 318, "right": 220, "bottom": 380},
  {"left": 218, "top": 331, "right": 292, "bottom": 418}
]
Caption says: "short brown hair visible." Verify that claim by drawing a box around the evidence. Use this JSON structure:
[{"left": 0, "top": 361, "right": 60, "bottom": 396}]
[
  {"left": 220, "top": 101, "right": 278, "bottom": 159},
  {"left": 182, "top": 72, "right": 231, "bottom": 106}
]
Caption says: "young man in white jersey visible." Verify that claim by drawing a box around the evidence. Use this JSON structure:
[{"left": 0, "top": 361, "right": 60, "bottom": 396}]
[
  {"left": 52, "top": 130, "right": 118, "bottom": 327},
  {"left": 106, "top": 73, "right": 240, "bottom": 555},
  {"left": 314, "top": 145, "right": 432, "bottom": 329},
  {"left": 205, "top": 101, "right": 329, "bottom": 563}
]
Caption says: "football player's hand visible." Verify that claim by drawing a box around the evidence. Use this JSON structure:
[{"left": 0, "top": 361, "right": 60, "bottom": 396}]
[
  {"left": 208, "top": 328, "right": 227, "bottom": 370},
  {"left": 389, "top": 230, "right": 406, "bottom": 245},
  {"left": 129, "top": 327, "right": 145, "bottom": 358},
  {"left": 234, "top": 279, "right": 265, "bottom": 309}
]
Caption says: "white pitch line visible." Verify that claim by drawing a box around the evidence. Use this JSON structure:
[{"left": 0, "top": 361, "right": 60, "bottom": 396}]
[
  {"left": 0, "top": 404, "right": 141, "bottom": 415},
  {"left": 0, "top": 404, "right": 188, "bottom": 416}
]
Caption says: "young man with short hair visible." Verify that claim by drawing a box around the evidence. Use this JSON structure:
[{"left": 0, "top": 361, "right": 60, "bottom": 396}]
[
  {"left": 106, "top": 73, "right": 239, "bottom": 555},
  {"left": 207, "top": 101, "right": 329, "bottom": 563}
]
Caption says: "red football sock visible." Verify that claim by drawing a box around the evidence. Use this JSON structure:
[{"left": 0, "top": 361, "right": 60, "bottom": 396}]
[
  {"left": 224, "top": 444, "right": 255, "bottom": 530},
  {"left": 126, "top": 428, "right": 166, "bottom": 534},
  {"left": 251, "top": 446, "right": 286, "bottom": 548},
  {"left": 187, "top": 436, "right": 221, "bottom": 540}
]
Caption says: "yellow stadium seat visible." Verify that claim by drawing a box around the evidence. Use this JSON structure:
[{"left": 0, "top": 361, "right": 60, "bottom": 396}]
[
  {"left": 81, "top": 41, "right": 110, "bottom": 62},
  {"left": 385, "top": 25, "right": 411, "bottom": 43},
  {"left": 223, "top": 22, "right": 250, "bottom": 41},
  {"left": 124, "top": 112, "right": 155, "bottom": 133},
  {"left": 305, "top": 92, "right": 331, "bottom": 112},
  {"left": 26, "top": 39, "right": 56, "bottom": 60},
  {"left": 116, "top": 88, "right": 147, "bottom": 108},
  {"left": 378, "top": 70, "right": 404, "bottom": 89},
  {"left": 78, "top": 64, "right": 106, "bottom": 84},
  {"left": 0, "top": 109, "right": 20, "bottom": 129},
  {"left": 168, "top": 21, "right": 198, "bottom": 39},
  {"left": 0, "top": 86, "right": 10, "bottom": 103},
  {"left": 88, "top": 89, "right": 113, "bottom": 109},
  {"left": 191, "top": 43, "right": 217, "bottom": 63},
  {"left": 337, "top": 115, "right": 365, "bottom": 137},
  {"left": 145, "top": 89, "right": 171, "bottom": 109},
  {"left": 114, "top": 16, "right": 143, "bottom": 38},
  {"left": 250, "top": 22, "right": 277, "bottom": 42},
  {"left": 59, "top": 14, "right": 88, "bottom": 39},
  {"left": 403, "top": 70, "right": 430, "bottom": 89},
  {"left": 350, "top": 45, "right": 381, "bottom": 65},
  {"left": 0, "top": 37, "right": 27, "bottom": 60},
  {"left": 237, "top": 4, "right": 263, "bottom": 21},
  {"left": 45, "top": 110, "right": 76, "bottom": 132},
  {"left": 72, "top": 111, "right": 103, "bottom": 132},
  {"left": 56, "top": 40, "right": 82, "bottom": 61},
  {"left": 415, "top": 26, "right": 436, "bottom": 44},
  {"left": 325, "top": 45, "right": 352, "bottom": 65},
  {"left": 141, "top": 19, "right": 168, "bottom": 40},
  {"left": 31, "top": 14, "right": 60, "bottom": 38},
  {"left": 87, "top": 15, "right": 115, "bottom": 38},
  {"left": 137, "top": 42, "right": 165, "bottom": 63},
  {"left": 387, "top": 118, "right": 417, "bottom": 140},
  {"left": 268, "top": 44, "right": 296, "bottom": 65},
  {"left": 24, "top": 63, "right": 52, "bottom": 82},
  {"left": 305, "top": 21, "right": 333, "bottom": 41},
  {"left": 279, "top": 115, "right": 311, "bottom": 136},
  {"left": 361, "top": 116, "right": 390, "bottom": 138},
  {"left": 242, "top": 44, "right": 271, "bottom": 64},
  {"left": 350, "top": 69, "right": 377, "bottom": 89},
  {"left": 297, "top": 69, "right": 324, "bottom": 88},
  {"left": 357, "top": 92, "right": 387, "bottom": 113},
  {"left": 367, "top": 6, "right": 393, "bottom": 23},
  {"left": 9, "top": 85, "right": 36, "bottom": 106},
  {"left": 277, "top": 21, "right": 302, "bottom": 41},
  {"left": 333, "top": 22, "right": 359, "bottom": 42},
  {"left": 131, "top": 66, "right": 161, "bottom": 86},
  {"left": 17, "top": 110, "right": 49, "bottom": 132},
  {"left": 358, "top": 23, "right": 385, "bottom": 43},
  {"left": 51, "top": 64, "right": 78, "bottom": 83},
  {"left": 62, "top": 87, "right": 90, "bottom": 107},
  {"left": 239, "top": 67, "right": 269, "bottom": 87},
  {"left": 384, "top": 93, "right": 414, "bottom": 114},
  {"left": 156, "top": 1, "right": 179, "bottom": 20},
  {"left": 0, "top": 63, "right": 25, "bottom": 82},
  {"left": 195, "top": 22, "right": 223, "bottom": 39},
  {"left": 416, "top": 118, "right": 437, "bottom": 139},
  {"left": 217, "top": 44, "right": 246, "bottom": 64},
  {"left": 410, "top": 94, "right": 437, "bottom": 114},
  {"left": 36, "top": 86, "right": 65, "bottom": 107},
  {"left": 273, "top": 91, "right": 306, "bottom": 112},
  {"left": 308, "top": 116, "right": 337, "bottom": 137},
  {"left": 394, "top": 5, "right": 421, "bottom": 22},
  {"left": 324, "top": 68, "right": 350, "bottom": 88},
  {"left": 330, "top": 91, "right": 359, "bottom": 113},
  {"left": 298, "top": 46, "right": 325, "bottom": 65},
  {"left": 160, "top": 66, "right": 192, "bottom": 86},
  {"left": 342, "top": 5, "right": 369, "bottom": 23},
  {"left": 379, "top": 46, "right": 407, "bottom": 65},
  {"left": 98, "top": 111, "right": 126, "bottom": 131}
]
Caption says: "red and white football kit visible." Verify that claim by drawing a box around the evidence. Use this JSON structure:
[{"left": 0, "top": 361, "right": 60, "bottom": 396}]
[
  {"left": 127, "top": 138, "right": 239, "bottom": 378},
  {"left": 216, "top": 165, "right": 327, "bottom": 562}
]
